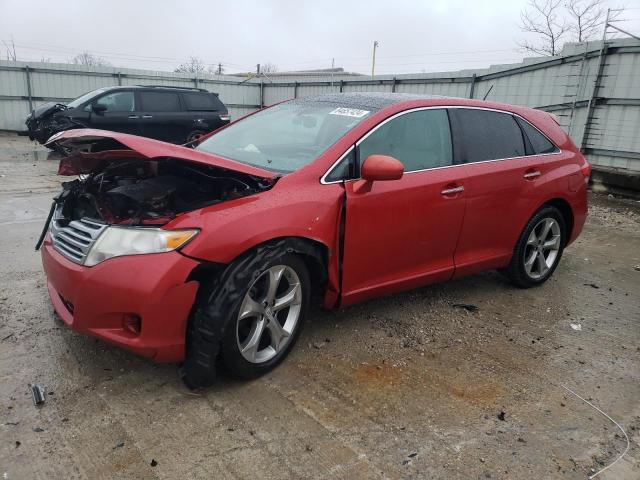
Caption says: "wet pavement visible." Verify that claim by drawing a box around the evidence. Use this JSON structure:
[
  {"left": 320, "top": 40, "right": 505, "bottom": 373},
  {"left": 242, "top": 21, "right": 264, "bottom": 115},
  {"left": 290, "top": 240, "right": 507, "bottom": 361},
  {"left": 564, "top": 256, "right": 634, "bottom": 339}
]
[{"left": 0, "top": 132, "right": 639, "bottom": 479}]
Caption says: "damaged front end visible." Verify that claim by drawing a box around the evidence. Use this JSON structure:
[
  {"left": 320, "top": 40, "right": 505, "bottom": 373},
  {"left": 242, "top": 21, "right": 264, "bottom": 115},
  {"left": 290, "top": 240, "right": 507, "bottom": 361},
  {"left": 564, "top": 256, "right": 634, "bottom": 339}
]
[
  {"left": 24, "top": 102, "right": 82, "bottom": 144},
  {"left": 36, "top": 130, "right": 277, "bottom": 266}
]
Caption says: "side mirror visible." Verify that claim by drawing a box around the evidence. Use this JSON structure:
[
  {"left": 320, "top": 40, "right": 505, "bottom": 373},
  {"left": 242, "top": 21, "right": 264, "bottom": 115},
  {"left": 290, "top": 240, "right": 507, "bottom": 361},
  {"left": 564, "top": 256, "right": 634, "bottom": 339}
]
[
  {"left": 92, "top": 103, "right": 107, "bottom": 115},
  {"left": 361, "top": 154, "right": 404, "bottom": 182}
]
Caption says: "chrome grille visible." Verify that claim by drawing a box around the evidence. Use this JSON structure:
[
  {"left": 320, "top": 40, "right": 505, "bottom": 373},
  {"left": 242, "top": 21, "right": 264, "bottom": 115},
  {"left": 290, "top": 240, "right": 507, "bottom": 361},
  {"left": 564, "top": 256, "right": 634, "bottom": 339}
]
[{"left": 50, "top": 206, "right": 107, "bottom": 264}]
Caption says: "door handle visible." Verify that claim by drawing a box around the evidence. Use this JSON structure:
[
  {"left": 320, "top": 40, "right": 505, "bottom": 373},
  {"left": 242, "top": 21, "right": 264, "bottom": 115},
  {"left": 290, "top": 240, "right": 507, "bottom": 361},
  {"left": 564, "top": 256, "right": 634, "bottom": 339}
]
[
  {"left": 523, "top": 170, "right": 541, "bottom": 179},
  {"left": 141, "top": 114, "right": 153, "bottom": 119},
  {"left": 441, "top": 186, "right": 464, "bottom": 195},
  {"left": 128, "top": 115, "right": 139, "bottom": 119}
]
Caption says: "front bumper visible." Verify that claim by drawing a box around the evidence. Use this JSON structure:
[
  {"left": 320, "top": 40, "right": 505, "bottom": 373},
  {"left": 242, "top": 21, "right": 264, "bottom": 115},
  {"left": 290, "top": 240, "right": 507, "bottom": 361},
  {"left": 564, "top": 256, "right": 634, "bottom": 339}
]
[{"left": 41, "top": 237, "right": 200, "bottom": 362}]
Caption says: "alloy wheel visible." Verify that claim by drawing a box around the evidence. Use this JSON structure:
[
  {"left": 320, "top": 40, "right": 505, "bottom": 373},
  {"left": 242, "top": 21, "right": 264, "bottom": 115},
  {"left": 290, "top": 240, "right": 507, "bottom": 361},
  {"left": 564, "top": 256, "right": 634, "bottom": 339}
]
[
  {"left": 236, "top": 265, "right": 302, "bottom": 364},
  {"left": 523, "top": 217, "right": 561, "bottom": 280}
]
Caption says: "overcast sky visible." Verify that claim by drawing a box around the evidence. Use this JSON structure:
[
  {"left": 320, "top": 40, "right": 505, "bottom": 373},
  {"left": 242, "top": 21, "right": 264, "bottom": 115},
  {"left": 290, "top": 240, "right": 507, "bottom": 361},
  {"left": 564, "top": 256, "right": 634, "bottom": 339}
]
[{"left": 0, "top": 0, "right": 634, "bottom": 75}]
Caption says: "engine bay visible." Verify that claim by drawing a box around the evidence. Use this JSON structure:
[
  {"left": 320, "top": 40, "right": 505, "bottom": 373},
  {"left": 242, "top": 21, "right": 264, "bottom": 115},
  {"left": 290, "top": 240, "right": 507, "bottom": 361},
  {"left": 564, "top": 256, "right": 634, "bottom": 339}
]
[{"left": 56, "top": 157, "right": 273, "bottom": 225}]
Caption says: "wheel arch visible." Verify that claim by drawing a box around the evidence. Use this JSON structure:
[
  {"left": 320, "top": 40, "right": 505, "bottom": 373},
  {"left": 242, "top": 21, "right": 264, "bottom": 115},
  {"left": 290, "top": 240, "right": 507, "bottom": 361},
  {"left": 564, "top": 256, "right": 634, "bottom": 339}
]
[{"left": 543, "top": 197, "right": 574, "bottom": 245}]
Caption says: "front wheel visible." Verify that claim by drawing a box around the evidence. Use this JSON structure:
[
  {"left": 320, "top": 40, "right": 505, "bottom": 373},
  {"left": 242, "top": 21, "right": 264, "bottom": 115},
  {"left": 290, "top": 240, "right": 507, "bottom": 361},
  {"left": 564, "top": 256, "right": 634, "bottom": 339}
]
[
  {"left": 181, "top": 249, "right": 309, "bottom": 388},
  {"left": 506, "top": 206, "right": 566, "bottom": 288}
]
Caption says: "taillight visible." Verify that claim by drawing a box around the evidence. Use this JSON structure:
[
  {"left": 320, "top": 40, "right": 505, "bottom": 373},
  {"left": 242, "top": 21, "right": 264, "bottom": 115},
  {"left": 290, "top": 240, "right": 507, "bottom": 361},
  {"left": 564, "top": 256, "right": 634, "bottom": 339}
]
[{"left": 581, "top": 161, "right": 592, "bottom": 184}]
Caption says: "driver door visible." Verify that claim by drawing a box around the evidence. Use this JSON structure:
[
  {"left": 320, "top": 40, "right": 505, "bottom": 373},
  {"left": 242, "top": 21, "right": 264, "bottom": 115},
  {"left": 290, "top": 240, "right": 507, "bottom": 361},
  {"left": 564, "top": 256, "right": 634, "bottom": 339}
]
[
  {"left": 341, "top": 109, "right": 468, "bottom": 306},
  {"left": 87, "top": 90, "right": 141, "bottom": 136}
]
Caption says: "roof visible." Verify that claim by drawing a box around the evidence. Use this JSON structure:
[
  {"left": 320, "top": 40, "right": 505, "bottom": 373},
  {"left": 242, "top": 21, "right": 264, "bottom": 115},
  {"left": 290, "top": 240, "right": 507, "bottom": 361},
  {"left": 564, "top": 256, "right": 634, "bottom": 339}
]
[{"left": 291, "top": 92, "right": 449, "bottom": 111}]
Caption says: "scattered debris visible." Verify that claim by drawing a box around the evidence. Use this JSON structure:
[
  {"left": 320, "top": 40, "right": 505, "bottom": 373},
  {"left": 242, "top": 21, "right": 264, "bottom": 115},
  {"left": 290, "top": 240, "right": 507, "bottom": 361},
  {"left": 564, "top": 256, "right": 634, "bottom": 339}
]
[
  {"left": 497, "top": 411, "right": 506, "bottom": 421},
  {"left": 1, "top": 333, "right": 13, "bottom": 341},
  {"left": 312, "top": 341, "right": 327, "bottom": 349},
  {"left": 32, "top": 427, "right": 44, "bottom": 432},
  {"left": 570, "top": 323, "right": 582, "bottom": 331},
  {"left": 5, "top": 422, "right": 19, "bottom": 426},
  {"left": 15, "top": 441, "right": 21, "bottom": 448},
  {"left": 408, "top": 452, "right": 418, "bottom": 458},
  {"left": 584, "top": 283, "right": 599, "bottom": 289},
  {"left": 452, "top": 303, "right": 479, "bottom": 312},
  {"left": 305, "top": 444, "right": 313, "bottom": 452},
  {"left": 150, "top": 459, "right": 158, "bottom": 467},
  {"left": 30, "top": 385, "right": 45, "bottom": 406},
  {"left": 114, "top": 442, "right": 125, "bottom": 449},
  {"left": 634, "top": 265, "right": 640, "bottom": 271}
]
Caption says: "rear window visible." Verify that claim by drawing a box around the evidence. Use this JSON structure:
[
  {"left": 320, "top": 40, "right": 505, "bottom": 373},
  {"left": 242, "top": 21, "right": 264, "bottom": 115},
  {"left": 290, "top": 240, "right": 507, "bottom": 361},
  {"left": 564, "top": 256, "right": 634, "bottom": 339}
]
[
  {"left": 453, "top": 109, "right": 526, "bottom": 163},
  {"left": 182, "top": 92, "right": 223, "bottom": 111},
  {"left": 517, "top": 117, "right": 558, "bottom": 154},
  {"left": 139, "top": 91, "right": 181, "bottom": 112}
]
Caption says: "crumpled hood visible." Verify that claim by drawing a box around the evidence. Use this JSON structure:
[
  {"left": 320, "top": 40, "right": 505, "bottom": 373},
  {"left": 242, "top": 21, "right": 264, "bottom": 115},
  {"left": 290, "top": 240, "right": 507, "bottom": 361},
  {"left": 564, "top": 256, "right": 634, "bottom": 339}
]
[
  {"left": 30, "top": 102, "right": 67, "bottom": 120},
  {"left": 47, "top": 128, "right": 279, "bottom": 180}
]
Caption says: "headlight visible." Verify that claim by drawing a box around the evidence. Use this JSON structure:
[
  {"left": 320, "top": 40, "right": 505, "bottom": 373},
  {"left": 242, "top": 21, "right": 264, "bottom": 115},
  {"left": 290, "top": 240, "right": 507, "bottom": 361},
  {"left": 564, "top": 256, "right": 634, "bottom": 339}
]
[{"left": 84, "top": 226, "right": 198, "bottom": 267}]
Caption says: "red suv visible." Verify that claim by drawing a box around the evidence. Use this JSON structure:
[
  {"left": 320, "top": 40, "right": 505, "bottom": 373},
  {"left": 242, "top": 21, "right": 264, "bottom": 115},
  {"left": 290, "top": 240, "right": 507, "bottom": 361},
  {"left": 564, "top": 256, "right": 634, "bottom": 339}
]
[{"left": 39, "top": 93, "right": 590, "bottom": 388}]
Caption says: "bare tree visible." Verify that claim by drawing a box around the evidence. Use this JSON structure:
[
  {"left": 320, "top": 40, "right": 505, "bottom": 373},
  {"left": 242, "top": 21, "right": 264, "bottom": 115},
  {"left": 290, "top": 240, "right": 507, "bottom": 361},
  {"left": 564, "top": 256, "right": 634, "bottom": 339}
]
[
  {"left": 260, "top": 62, "right": 278, "bottom": 73},
  {"left": 566, "top": 0, "right": 618, "bottom": 42},
  {"left": 519, "top": 0, "right": 570, "bottom": 56},
  {"left": 2, "top": 37, "right": 17, "bottom": 61},
  {"left": 72, "top": 51, "right": 111, "bottom": 66},
  {"left": 175, "top": 56, "right": 206, "bottom": 73}
]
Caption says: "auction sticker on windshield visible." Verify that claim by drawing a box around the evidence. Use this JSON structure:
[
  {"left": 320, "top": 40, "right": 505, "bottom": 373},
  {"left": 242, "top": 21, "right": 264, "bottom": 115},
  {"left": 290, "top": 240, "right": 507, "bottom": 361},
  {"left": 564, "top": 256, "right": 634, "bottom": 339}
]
[{"left": 329, "top": 107, "right": 370, "bottom": 118}]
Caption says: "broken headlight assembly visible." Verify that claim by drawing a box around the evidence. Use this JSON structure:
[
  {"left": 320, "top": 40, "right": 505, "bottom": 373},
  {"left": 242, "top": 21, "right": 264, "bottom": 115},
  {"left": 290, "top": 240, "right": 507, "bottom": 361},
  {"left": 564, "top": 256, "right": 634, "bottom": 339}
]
[{"left": 84, "top": 227, "right": 198, "bottom": 267}]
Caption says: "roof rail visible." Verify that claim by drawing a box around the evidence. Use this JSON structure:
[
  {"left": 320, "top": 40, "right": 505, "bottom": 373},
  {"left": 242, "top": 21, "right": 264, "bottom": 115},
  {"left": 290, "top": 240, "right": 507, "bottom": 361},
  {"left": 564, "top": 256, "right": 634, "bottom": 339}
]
[{"left": 135, "top": 85, "right": 209, "bottom": 92}]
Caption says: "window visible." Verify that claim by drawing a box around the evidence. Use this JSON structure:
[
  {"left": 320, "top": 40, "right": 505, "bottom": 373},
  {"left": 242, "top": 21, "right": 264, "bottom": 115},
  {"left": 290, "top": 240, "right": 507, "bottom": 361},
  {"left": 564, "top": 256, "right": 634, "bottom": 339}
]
[
  {"left": 197, "top": 102, "right": 371, "bottom": 173},
  {"left": 452, "top": 109, "right": 526, "bottom": 163},
  {"left": 182, "top": 92, "right": 223, "bottom": 111},
  {"left": 94, "top": 91, "right": 134, "bottom": 112},
  {"left": 516, "top": 117, "right": 558, "bottom": 154},
  {"left": 358, "top": 109, "right": 453, "bottom": 172},
  {"left": 324, "top": 148, "right": 355, "bottom": 182},
  {"left": 139, "top": 91, "right": 181, "bottom": 112}
]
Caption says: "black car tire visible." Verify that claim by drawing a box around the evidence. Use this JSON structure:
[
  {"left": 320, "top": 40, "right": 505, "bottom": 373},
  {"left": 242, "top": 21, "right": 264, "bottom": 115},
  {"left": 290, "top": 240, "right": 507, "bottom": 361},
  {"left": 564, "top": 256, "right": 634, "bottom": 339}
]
[
  {"left": 506, "top": 205, "right": 566, "bottom": 288},
  {"left": 180, "top": 243, "right": 310, "bottom": 388},
  {"left": 186, "top": 130, "right": 206, "bottom": 146}
]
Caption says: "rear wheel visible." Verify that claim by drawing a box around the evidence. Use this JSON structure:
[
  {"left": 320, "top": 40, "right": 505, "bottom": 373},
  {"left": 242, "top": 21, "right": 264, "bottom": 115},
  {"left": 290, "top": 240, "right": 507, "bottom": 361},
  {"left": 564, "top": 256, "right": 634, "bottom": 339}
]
[
  {"left": 506, "top": 205, "right": 566, "bottom": 288},
  {"left": 186, "top": 130, "right": 206, "bottom": 147}
]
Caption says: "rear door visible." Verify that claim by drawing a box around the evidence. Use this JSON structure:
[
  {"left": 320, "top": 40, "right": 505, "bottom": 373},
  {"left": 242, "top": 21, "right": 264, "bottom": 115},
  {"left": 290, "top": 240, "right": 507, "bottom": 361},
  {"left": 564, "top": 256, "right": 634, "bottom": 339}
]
[
  {"left": 341, "top": 108, "right": 468, "bottom": 305},
  {"left": 137, "top": 90, "right": 186, "bottom": 143},
  {"left": 86, "top": 90, "right": 140, "bottom": 135},
  {"left": 448, "top": 108, "right": 539, "bottom": 277}
]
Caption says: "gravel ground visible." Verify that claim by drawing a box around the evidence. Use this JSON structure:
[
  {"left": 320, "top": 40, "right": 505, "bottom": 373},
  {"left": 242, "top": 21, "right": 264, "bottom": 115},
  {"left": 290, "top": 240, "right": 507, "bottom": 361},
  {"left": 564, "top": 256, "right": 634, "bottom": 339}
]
[{"left": 0, "top": 132, "right": 639, "bottom": 479}]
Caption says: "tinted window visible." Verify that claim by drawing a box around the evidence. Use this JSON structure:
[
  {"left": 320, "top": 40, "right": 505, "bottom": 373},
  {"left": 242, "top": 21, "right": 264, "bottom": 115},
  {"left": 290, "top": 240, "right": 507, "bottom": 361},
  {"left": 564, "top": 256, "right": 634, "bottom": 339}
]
[
  {"left": 182, "top": 92, "right": 222, "bottom": 111},
  {"left": 453, "top": 109, "right": 525, "bottom": 162},
  {"left": 517, "top": 117, "right": 558, "bottom": 154},
  {"left": 95, "top": 91, "right": 134, "bottom": 112},
  {"left": 358, "top": 109, "right": 452, "bottom": 172},
  {"left": 139, "top": 91, "right": 181, "bottom": 112}
]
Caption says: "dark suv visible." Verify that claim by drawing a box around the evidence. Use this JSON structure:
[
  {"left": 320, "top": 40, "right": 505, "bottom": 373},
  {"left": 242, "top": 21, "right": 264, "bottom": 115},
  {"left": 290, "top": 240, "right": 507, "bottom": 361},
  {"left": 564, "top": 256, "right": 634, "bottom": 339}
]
[{"left": 24, "top": 85, "right": 230, "bottom": 146}]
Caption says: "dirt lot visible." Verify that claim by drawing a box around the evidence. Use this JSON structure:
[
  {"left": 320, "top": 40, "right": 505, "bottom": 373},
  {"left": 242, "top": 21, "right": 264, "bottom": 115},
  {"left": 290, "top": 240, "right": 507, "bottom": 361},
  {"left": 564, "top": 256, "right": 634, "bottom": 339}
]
[{"left": 0, "top": 131, "right": 639, "bottom": 479}]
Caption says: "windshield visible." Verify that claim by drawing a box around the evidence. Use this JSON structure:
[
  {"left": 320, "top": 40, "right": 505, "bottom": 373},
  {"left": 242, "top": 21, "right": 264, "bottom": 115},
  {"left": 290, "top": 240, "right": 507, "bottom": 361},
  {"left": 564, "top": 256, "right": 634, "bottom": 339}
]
[
  {"left": 196, "top": 102, "right": 372, "bottom": 173},
  {"left": 66, "top": 88, "right": 110, "bottom": 108}
]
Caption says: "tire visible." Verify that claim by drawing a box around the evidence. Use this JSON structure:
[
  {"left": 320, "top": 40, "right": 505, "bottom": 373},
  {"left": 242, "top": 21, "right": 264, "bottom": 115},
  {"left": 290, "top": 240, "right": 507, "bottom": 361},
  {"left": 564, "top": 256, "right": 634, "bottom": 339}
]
[
  {"left": 186, "top": 130, "right": 206, "bottom": 147},
  {"left": 506, "top": 205, "right": 566, "bottom": 288},
  {"left": 180, "top": 244, "right": 309, "bottom": 388}
]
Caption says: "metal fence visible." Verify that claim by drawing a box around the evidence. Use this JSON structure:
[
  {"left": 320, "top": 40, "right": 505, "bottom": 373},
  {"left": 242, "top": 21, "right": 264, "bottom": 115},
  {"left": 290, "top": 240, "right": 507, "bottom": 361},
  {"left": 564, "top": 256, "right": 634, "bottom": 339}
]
[{"left": 1, "top": 37, "right": 638, "bottom": 174}]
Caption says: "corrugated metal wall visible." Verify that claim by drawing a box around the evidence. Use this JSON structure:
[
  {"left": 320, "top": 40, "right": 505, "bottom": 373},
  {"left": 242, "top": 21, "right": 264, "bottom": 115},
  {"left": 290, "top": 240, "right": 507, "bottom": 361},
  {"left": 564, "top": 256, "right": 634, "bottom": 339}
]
[
  {"left": 1, "top": 38, "right": 638, "bottom": 172},
  {"left": 0, "top": 61, "right": 260, "bottom": 129}
]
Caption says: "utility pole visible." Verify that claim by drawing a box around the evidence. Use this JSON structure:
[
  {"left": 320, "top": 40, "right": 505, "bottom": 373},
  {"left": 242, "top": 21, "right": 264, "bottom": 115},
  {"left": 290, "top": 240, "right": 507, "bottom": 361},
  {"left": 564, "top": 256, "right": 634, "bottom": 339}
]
[
  {"left": 256, "top": 63, "right": 261, "bottom": 75},
  {"left": 371, "top": 41, "right": 379, "bottom": 77},
  {"left": 331, "top": 57, "right": 335, "bottom": 88},
  {"left": 216, "top": 63, "right": 223, "bottom": 75}
]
